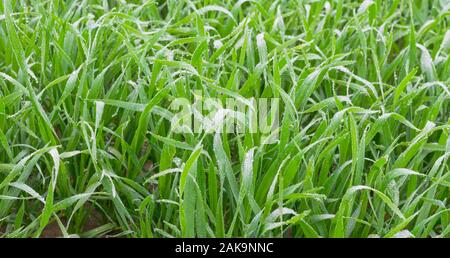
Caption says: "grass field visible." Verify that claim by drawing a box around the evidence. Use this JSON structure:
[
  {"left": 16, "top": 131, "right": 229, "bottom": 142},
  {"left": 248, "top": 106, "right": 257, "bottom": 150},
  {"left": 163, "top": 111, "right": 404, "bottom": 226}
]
[{"left": 0, "top": 0, "right": 449, "bottom": 238}]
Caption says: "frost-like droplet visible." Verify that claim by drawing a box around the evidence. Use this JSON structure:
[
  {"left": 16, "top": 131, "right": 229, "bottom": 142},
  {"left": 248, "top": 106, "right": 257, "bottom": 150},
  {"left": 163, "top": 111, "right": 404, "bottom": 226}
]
[
  {"left": 256, "top": 33, "right": 265, "bottom": 48},
  {"left": 174, "top": 157, "right": 182, "bottom": 167},
  {"left": 213, "top": 40, "right": 223, "bottom": 49},
  {"left": 358, "top": 0, "right": 374, "bottom": 14},
  {"left": 393, "top": 230, "right": 414, "bottom": 238},
  {"left": 166, "top": 50, "right": 174, "bottom": 61}
]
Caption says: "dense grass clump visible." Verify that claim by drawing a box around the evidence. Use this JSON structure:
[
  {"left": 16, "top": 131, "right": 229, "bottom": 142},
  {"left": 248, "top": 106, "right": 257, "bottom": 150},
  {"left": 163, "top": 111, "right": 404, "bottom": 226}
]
[{"left": 0, "top": 0, "right": 449, "bottom": 238}]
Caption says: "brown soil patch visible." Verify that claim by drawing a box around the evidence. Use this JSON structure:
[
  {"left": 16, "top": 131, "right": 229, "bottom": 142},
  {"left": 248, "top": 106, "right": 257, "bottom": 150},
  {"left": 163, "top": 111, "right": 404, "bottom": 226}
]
[{"left": 40, "top": 209, "right": 105, "bottom": 238}]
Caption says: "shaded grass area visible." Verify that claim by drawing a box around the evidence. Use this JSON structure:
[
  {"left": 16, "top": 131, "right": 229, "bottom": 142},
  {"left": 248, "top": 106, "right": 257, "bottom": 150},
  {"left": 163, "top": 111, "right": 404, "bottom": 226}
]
[{"left": 0, "top": 0, "right": 449, "bottom": 237}]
